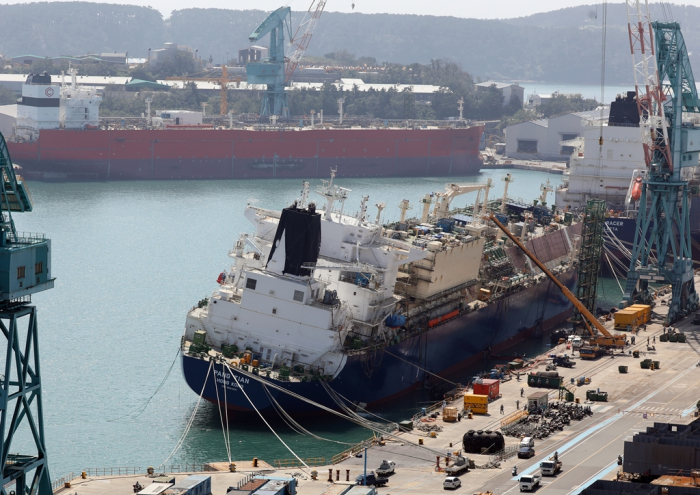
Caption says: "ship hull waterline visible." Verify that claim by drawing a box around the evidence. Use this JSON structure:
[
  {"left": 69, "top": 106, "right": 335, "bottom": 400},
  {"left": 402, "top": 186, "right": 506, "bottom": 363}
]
[
  {"left": 8, "top": 126, "right": 484, "bottom": 182},
  {"left": 181, "top": 269, "right": 577, "bottom": 415}
]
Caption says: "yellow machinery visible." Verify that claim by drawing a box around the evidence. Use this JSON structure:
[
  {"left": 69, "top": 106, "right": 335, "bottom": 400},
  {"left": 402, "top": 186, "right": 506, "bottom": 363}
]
[
  {"left": 463, "top": 393, "right": 488, "bottom": 414},
  {"left": 489, "top": 214, "right": 626, "bottom": 349}
]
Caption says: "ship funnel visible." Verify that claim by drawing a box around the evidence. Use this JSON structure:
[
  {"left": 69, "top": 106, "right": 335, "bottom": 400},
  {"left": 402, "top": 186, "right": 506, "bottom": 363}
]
[{"left": 266, "top": 204, "right": 321, "bottom": 277}]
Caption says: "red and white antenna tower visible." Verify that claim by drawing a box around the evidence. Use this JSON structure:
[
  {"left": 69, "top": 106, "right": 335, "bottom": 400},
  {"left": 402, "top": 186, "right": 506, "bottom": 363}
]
[{"left": 626, "top": 0, "right": 672, "bottom": 171}]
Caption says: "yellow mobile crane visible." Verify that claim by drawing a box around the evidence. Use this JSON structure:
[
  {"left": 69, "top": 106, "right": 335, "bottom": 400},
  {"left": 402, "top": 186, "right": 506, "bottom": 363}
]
[
  {"left": 489, "top": 213, "right": 626, "bottom": 349},
  {"left": 166, "top": 65, "right": 241, "bottom": 115}
]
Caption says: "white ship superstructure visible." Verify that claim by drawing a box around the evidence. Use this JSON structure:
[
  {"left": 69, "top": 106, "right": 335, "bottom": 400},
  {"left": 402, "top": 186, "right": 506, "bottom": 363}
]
[
  {"left": 555, "top": 92, "right": 698, "bottom": 209},
  {"left": 15, "top": 69, "right": 101, "bottom": 141},
  {"left": 183, "top": 171, "right": 429, "bottom": 377}
]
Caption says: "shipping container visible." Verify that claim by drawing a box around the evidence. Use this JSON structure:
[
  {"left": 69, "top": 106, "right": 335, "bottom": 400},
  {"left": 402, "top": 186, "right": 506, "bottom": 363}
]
[
  {"left": 463, "top": 393, "right": 489, "bottom": 404},
  {"left": 527, "top": 372, "right": 563, "bottom": 389},
  {"left": 473, "top": 378, "right": 500, "bottom": 400},
  {"left": 628, "top": 304, "right": 651, "bottom": 324},
  {"left": 614, "top": 309, "right": 638, "bottom": 329}
]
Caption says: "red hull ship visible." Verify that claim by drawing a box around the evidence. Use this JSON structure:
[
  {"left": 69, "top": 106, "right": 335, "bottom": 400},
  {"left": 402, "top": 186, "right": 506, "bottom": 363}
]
[
  {"left": 9, "top": 72, "right": 483, "bottom": 181},
  {"left": 8, "top": 126, "right": 484, "bottom": 181}
]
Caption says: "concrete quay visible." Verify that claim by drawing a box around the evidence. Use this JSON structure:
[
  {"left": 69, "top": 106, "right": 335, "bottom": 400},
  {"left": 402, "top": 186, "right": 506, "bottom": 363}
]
[{"left": 58, "top": 279, "right": 700, "bottom": 495}]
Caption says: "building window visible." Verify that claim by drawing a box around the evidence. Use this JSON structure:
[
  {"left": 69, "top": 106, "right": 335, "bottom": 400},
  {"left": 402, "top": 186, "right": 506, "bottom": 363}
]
[
  {"left": 266, "top": 349, "right": 272, "bottom": 361},
  {"left": 561, "top": 133, "right": 578, "bottom": 141},
  {"left": 245, "top": 277, "right": 257, "bottom": 290},
  {"left": 517, "top": 140, "right": 538, "bottom": 153},
  {"left": 35, "top": 262, "right": 43, "bottom": 274},
  {"left": 272, "top": 308, "right": 277, "bottom": 315},
  {"left": 293, "top": 290, "right": 304, "bottom": 302},
  {"left": 17, "top": 266, "right": 25, "bottom": 279}
]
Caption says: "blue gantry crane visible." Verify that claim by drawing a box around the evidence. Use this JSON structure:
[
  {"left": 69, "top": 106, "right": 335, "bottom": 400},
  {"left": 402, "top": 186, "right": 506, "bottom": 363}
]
[
  {"left": 246, "top": 2, "right": 327, "bottom": 117},
  {"left": 623, "top": 1, "right": 700, "bottom": 323},
  {"left": 0, "top": 133, "right": 54, "bottom": 494},
  {"left": 247, "top": 7, "right": 293, "bottom": 117}
]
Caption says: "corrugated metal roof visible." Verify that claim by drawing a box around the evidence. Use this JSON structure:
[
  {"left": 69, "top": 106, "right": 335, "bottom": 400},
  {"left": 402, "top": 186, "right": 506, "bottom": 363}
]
[{"left": 475, "top": 81, "right": 520, "bottom": 89}]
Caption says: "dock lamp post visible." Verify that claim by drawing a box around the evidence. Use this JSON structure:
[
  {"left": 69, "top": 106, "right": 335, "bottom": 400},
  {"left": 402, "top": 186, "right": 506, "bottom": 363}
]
[{"left": 363, "top": 446, "right": 367, "bottom": 485}]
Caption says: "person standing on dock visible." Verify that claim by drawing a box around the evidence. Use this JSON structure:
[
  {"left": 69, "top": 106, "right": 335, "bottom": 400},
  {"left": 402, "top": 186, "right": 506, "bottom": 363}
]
[
  {"left": 500, "top": 404, "right": 504, "bottom": 414},
  {"left": 521, "top": 388, "right": 524, "bottom": 397},
  {"left": 516, "top": 399, "right": 520, "bottom": 410},
  {"left": 647, "top": 336, "right": 650, "bottom": 345}
]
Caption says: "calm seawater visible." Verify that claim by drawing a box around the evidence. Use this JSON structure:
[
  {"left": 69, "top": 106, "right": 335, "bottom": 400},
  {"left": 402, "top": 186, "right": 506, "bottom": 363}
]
[{"left": 14, "top": 168, "right": 619, "bottom": 478}]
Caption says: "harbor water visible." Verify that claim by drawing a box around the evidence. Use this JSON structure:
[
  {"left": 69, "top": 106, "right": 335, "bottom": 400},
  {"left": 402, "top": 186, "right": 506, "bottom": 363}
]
[{"left": 16, "top": 168, "right": 622, "bottom": 477}]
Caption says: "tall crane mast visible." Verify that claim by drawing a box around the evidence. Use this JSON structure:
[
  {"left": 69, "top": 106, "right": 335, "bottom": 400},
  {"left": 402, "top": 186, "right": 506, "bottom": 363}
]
[
  {"left": 0, "top": 134, "right": 55, "bottom": 494},
  {"left": 622, "top": 1, "right": 700, "bottom": 323},
  {"left": 285, "top": 0, "right": 327, "bottom": 84}
]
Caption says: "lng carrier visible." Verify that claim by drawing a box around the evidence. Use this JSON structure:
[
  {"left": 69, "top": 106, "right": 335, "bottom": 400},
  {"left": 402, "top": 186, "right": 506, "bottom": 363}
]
[
  {"left": 6, "top": 71, "right": 483, "bottom": 182},
  {"left": 180, "top": 172, "right": 581, "bottom": 413}
]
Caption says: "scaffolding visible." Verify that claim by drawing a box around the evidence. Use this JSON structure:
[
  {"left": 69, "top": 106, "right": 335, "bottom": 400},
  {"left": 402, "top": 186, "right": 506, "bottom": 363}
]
[{"left": 571, "top": 199, "right": 606, "bottom": 333}]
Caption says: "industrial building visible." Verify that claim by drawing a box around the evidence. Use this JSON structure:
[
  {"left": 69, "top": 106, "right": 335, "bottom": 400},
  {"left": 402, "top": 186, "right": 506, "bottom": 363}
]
[
  {"left": 11, "top": 53, "right": 128, "bottom": 66},
  {"left": 475, "top": 81, "right": 524, "bottom": 107},
  {"left": 148, "top": 43, "right": 196, "bottom": 68},
  {"left": 238, "top": 46, "right": 268, "bottom": 65},
  {"left": 623, "top": 418, "right": 700, "bottom": 476},
  {"left": 504, "top": 108, "right": 609, "bottom": 161}
]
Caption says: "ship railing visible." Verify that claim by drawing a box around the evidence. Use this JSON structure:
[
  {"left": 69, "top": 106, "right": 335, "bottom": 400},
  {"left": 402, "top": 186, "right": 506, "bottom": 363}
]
[
  {"left": 51, "top": 472, "right": 75, "bottom": 493},
  {"left": 8, "top": 232, "right": 47, "bottom": 245},
  {"left": 273, "top": 457, "right": 327, "bottom": 469}
]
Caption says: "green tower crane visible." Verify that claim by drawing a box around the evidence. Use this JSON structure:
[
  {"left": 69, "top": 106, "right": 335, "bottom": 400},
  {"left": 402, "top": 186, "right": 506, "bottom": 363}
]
[{"left": 0, "top": 133, "right": 54, "bottom": 494}]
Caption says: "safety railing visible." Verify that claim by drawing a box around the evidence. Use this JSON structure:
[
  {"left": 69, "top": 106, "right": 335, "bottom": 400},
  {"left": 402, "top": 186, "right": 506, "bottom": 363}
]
[
  {"left": 82, "top": 467, "right": 142, "bottom": 476},
  {"left": 330, "top": 436, "right": 376, "bottom": 465},
  {"left": 500, "top": 409, "right": 528, "bottom": 428},
  {"left": 273, "top": 457, "right": 327, "bottom": 469},
  {"left": 489, "top": 444, "right": 519, "bottom": 462},
  {"left": 51, "top": 472, "right": 75, "bottom": 493}
]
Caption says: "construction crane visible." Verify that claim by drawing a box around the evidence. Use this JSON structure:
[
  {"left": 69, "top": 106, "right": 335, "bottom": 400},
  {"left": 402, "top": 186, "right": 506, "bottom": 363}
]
[
  {"left": 285, "top": 1, "right": 327, "bottom": 84},
  {"left": 0, "top": 134, "right": 55, "bottom": 494},
  {"left": 432, "top": 180, "right": 493, "bottom": 221},
  {"left": 622, "top": 1, "right": 700, "bottom": 323},
  {"left": 489, "top": 213, "right": 626, "bottom": 349},
  {"left": 247, "top": 1, "right": 327, "bottom": 117},
  {"left": 166, "top": 65, "right": 241, "bottom": 115}
]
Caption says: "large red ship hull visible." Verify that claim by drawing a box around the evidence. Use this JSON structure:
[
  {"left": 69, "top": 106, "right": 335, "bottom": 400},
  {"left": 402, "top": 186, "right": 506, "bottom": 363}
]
[{"left": 7, "top": 126, "right": 484, "bottom": 181}]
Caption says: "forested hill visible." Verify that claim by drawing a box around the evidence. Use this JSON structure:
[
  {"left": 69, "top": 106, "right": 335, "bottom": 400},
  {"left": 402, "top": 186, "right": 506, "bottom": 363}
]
[{"left": 3, "top": 2, "right": 700, "bottom": 84}]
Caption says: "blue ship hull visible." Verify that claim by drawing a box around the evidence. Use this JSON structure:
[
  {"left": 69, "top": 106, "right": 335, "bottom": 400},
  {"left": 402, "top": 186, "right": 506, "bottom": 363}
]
[
  {"left": 604, "top": 197, "right": 700, "bottom": 267},
  {"left": 180, "top": 269, "right": 577, "bottom": 414}
]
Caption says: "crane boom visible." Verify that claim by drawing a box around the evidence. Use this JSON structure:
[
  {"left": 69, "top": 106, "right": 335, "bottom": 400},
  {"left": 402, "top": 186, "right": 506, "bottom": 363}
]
[
  {"left": 285, "top": 0, "right": 327, "bottom": 84},
  {"left": 488, "top": 214, "right": 625, "bottom": 348}
]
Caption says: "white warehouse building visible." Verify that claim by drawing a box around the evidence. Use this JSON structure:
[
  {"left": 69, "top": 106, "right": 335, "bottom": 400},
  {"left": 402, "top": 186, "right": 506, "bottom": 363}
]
[{"left": 504, "top": 108, "right": 609, "bottom": 161}]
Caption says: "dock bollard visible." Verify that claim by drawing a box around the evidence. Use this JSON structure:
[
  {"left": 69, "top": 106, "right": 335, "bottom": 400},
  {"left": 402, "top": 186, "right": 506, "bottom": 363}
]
[
  {"left": 328, "top": 469, "right": 333, "bottom": 482},
  {"left": 346, "top": 469, "right": 350, "bottom": 481},
  {"left": 81, "top": 472, "right": 86, "bottom": 479},
  {"left": 336, "top": 470, "right": 340, "bottom": 481},
  {"left": 253, "top": 458, "right": 258, "bottom": 468},
  {"left": 147, "top": 467, "right": 154, "bottom": 475},
  {"left": 419, "top": 438, "right": 424, "bottom": 445},
  {"left": 311, "top": 470, "right": 317, "bottom": 480},
  {"left": 229, "top": 463, "right": 236, "bottom": 472}
]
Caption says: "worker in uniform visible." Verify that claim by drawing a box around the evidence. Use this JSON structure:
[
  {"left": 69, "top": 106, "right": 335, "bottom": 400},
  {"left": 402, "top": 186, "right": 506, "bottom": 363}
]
[
  {"left": 516, "top": 399, "right": 520, "bottom": 409},
  {"left": 500, "top": 404, "right": 504, "bottom": 414},
  {"left": 521, "top": 387, "right": 524, "bottom": 397}
]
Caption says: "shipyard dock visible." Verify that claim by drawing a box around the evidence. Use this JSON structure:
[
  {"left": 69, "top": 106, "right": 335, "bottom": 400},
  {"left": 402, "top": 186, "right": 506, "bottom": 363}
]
[{"left": 56, "top": 276, "right": 700, "bottom": 495}]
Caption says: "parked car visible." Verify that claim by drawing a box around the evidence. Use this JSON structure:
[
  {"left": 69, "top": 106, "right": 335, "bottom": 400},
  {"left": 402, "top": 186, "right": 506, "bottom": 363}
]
[
  {"left": 518, "top": 447, "right": 535, "bottom": 459},
  {"left": 444, "top": 476, "right": 462, "bottom": 490}
]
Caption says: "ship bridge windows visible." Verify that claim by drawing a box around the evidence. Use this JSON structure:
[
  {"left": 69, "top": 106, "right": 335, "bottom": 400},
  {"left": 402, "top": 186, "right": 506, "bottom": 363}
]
[
  {"left": 293, "top": 290, "right": 304, "bottom": 302},
  {"left": 517, "top": 140, "right": 538, "bottom": 153},
  {"left": 245, "top": 277, "right": 257, "bottom": 290}
]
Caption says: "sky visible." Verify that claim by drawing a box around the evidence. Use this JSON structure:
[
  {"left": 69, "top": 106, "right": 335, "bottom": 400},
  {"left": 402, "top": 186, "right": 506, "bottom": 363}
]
[{"left": 9, "top": 0, "right": 700, "bottom": 19}]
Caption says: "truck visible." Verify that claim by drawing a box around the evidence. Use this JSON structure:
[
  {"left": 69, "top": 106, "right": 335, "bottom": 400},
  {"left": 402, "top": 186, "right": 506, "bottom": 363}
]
[
  {"left": 445, "top": 456, "right": 469, "bottom": 475},
  {"left": 553, "top": 355, "right": 575, "bottom": 368},
  {"left": 376, "top": 460, "right": 396, "bottom": 476},
  {"left": 540, "top": 456, "right": 562, "bottom": 476},
  {"left": 519, "top": 474, "right": 541, "bottom": 492},
  {"left": 355, "top": 471, "right": 389, "bottom": 487}
]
